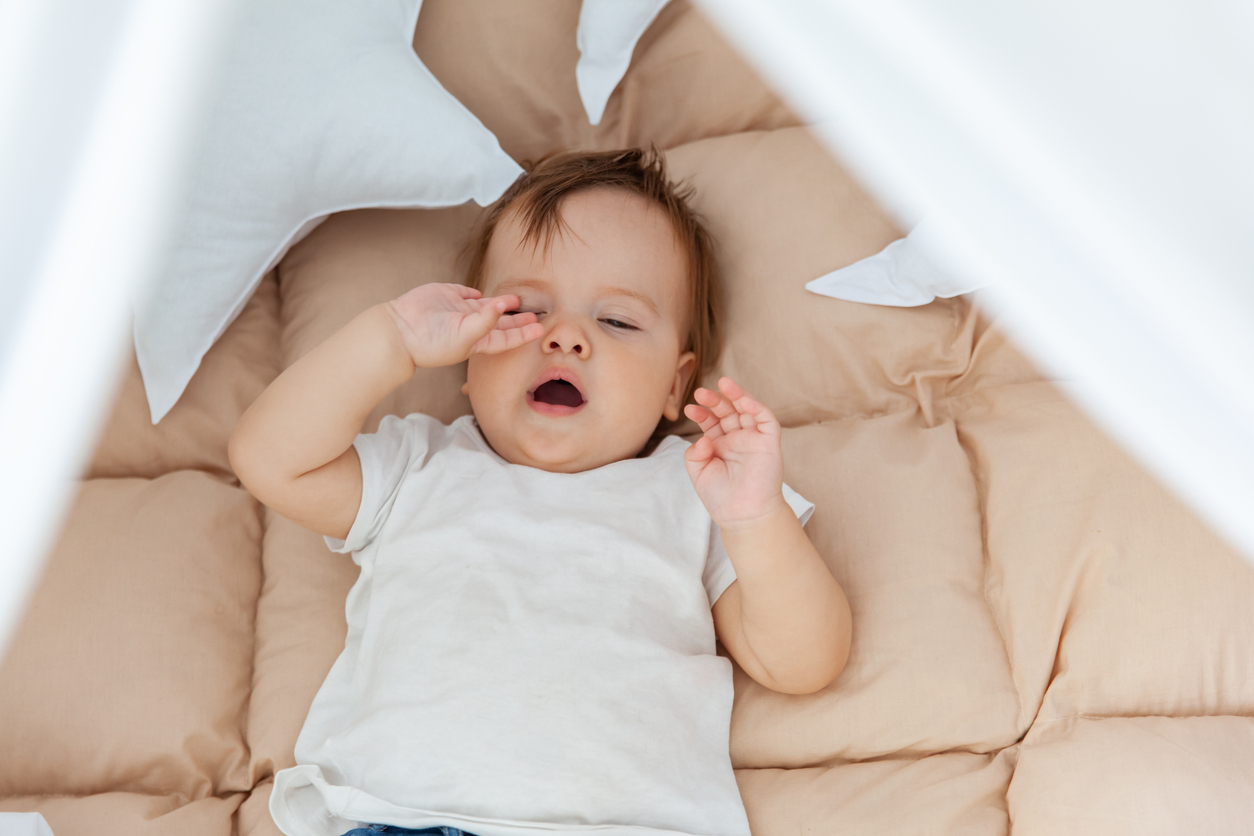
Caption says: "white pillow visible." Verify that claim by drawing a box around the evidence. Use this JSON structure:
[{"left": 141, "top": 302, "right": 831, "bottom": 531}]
[
  {"left": 0, "top": 813, "right": 55, "bottom": 836},
  {"left": 805, "top": 219, "right": 988, "bottom": 306},
  {"left": 575, "top": 0, "right": 670, "bottom": 126},
  {"left": 135, "top": 0, "right": 523, "bottom": 424}
]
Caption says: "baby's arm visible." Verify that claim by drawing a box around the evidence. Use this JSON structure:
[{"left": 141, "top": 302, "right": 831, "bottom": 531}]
[
  {"left": 684, "top": 377, "right": 852, "bottom": 695},
  {"left": 229, "top": 284, "right": 542, "bottom": 540}
]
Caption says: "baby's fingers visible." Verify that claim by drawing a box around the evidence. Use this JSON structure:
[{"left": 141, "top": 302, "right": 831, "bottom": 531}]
[
  {"left": 494, "top": 311, "right": 538, "bottom": 331},
  {"left": 459, "top": 293, "right": 524, "bottom": 333},
  {"left": 683, "top": 435, "right": 716, "bottom": 473},
  {"left": 473, "top": 321, "right": 544, "bottom": 354},
  {"left": 455, "top": 297, "right": 507, "bottom": 341},
  {"left": 694, "top": 384, "right": 736, "bottom": 420},
  {"left": 718, "top": 377, "right": 780, "bottom": 437},
  {"left": 695, "top": 384, "right": 755, "bottom": 436},
  {"left": 682, "top": 406, "right": 722, "bottom": 438},
  {"left": 479, "top": 293, "right": 518, "bottom": 309},
  {"left": 685, "top": 398, "right": 726, "bottom": 440}
]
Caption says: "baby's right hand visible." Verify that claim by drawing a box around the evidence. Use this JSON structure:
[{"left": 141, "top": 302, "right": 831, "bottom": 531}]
[{"left": 386, "top": 283, "right": 544, "bottom": 368}]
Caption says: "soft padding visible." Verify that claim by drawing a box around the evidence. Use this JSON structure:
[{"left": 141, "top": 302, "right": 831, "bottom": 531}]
[
  {"left": 736, "top": 750, "right": 1014, "bottom": 836},
  {"left": 0, "top": 474, "right": 261, "bottom": 799},
  {"left": 956, "top": 382, "right": 1254, "bottom": 723},
  {"left": 1008, "top": 716, "right": 1254, "bottom": 836},
  {"left": 0, "top": 793, "right": 242, "bottom": 836}
]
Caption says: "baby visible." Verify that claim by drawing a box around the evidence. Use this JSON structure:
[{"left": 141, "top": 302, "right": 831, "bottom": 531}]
[{"left": 230, "top": 149, "right": 852, "bottom": 836}]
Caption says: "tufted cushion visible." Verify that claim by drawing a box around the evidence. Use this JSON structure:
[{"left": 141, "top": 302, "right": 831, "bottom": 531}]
[
  {"left": 1007, "top": 716, "right": 1254, "bottom": 836},
  {"left": 0, "top": 474, "right": 261, "bottom": 799},
  {"left": 956, "top": 382, "right": 1254, "bottom": 723},
  {"left": 736, "top": 749, "right": 1014, "bottom": 836},
  {"left": 0, "top": 794, "right": 243, "bottom": 836}
]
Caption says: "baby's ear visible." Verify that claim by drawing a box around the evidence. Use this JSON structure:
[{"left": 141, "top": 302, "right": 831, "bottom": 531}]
[
  {"left": 663, "top": 351, "right": 697, "bottom": 421},
  {"left": 461, "top": 381, "right": 470, "bottom": 396}
]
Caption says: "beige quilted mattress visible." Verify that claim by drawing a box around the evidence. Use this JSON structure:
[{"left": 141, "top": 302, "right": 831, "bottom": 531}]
[{"left": 3, "top": 3, "right": 1253, "bottom": 834}]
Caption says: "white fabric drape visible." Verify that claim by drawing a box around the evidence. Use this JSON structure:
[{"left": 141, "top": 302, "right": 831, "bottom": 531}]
[
  {"left": 695, "top": 0, "right": 1254, "bottom": 564},
  {"left": 0, "top": 0, "right": 223, "bottom": 653}
]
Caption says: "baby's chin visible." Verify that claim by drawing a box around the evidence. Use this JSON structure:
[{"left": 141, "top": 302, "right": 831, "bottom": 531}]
[{"left": 478, "top": 418, "right": 653, "bottom": 473}]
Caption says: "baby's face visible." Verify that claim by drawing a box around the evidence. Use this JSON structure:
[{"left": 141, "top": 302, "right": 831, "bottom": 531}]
[{"left": 465, "top": 187, "right": 695, "bottom": 472}]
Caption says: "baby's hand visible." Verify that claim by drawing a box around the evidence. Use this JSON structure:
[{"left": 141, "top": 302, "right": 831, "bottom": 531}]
[
  {"left": 386, "top": 283, "right": 545, "bottom": 368},
  {"left": 683, "top": 377, "right": 786, "bottom": 532}
]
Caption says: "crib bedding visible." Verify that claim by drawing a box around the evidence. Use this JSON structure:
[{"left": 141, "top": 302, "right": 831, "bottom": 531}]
[
  {"left": 736, "top": 751, "right": 1016, "bottom": 833},
  {"left": 0, "top": 474, "right": 259, "bottom": 801},
  {"left": 0, "top": 795, "right": 242, "bottom": 836},
  {"left": 3, "top": 2, "right": 1254, "bottom": 834},
  {"left": 1007, "top": 716, "right": 1254, "bottom": 836},
  {"left": 956, "top": 382, "right": 1254, "bottom": 721}
]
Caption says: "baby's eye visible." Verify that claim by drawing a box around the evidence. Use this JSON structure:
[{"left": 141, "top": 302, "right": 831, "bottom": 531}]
[{"left": 600, "top": 318, "right": 639, "bottom": 331}]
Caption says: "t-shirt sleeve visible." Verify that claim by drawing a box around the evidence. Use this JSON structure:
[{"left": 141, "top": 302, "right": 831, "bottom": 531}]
[
  {"left": 323, "top": 413, "right": 443, "bottom": 558},
  {"left": 703, "top": 483, "right": 816, "bottom": 606}
]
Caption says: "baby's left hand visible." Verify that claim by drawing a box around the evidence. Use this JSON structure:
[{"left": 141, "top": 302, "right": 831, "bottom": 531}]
[{"left": 683, "top": 377, "right": 785, "bottom": 532}]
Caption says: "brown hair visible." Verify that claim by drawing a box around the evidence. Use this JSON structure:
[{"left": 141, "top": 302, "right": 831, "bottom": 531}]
[{"left": 462, "top": 148, "right": 723, "bottom": 436}]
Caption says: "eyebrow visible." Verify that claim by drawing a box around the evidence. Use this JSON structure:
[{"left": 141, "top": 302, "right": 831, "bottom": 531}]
[
  {"left": 600, "top": 285, "right": 661, "bottom": 317},
  {"left": 494, "top": 279, "right": 661, "bottom": 318}
]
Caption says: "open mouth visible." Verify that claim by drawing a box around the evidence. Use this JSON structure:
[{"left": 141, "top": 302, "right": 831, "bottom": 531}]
[
  {"left": 527, "top": 370, "right": 587, "bottom": 416},
  {"left": 532, "top": 379, "right": 585, "bottom": 408}
]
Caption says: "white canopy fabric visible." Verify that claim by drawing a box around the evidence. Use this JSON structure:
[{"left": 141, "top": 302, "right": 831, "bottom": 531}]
[
  {"left": 1, "top": 0, "right": 1252, "bottom": 655},
  {"left": 0, "top": 0, "right": 222, "bottom": 653},
  {"left": 693, "top": 0, "right": 1254, "bottom": 565}
]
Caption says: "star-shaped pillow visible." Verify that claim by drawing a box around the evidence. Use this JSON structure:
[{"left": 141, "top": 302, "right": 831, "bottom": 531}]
[
  {"left": 806, "top": 220, "right": 987, "bottom": 307},
  {"left": 135, "top": 0, "right": 522, "bottom": 423},
  {"left": 576, "top": 0, "right": 671, "bottom": 126}
]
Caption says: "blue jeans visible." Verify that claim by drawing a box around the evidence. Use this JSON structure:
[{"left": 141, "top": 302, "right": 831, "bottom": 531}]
[{"left": 340, "top": 827, "right": 476, "bottom": 836}]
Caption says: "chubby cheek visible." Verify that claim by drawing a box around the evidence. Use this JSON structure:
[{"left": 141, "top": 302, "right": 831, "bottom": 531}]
[
  {"left": 465, "top": 354, "right": 518, "bottom": 415},
  {"left": 613, "top": 347, "right": 681, "bottom": 419}
]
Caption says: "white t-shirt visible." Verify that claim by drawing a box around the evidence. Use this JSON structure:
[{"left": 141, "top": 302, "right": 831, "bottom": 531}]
[{"left": 270, "top": 413, "right": 813, "bottom": 836}]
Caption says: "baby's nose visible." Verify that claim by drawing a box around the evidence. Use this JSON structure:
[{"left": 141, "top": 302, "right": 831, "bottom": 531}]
[
  {"left": 548, "top": 337, "right": 583, "bottom": 354},
  {"left": 544, "top": 322, "right": 588, "bottom": 357}
]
